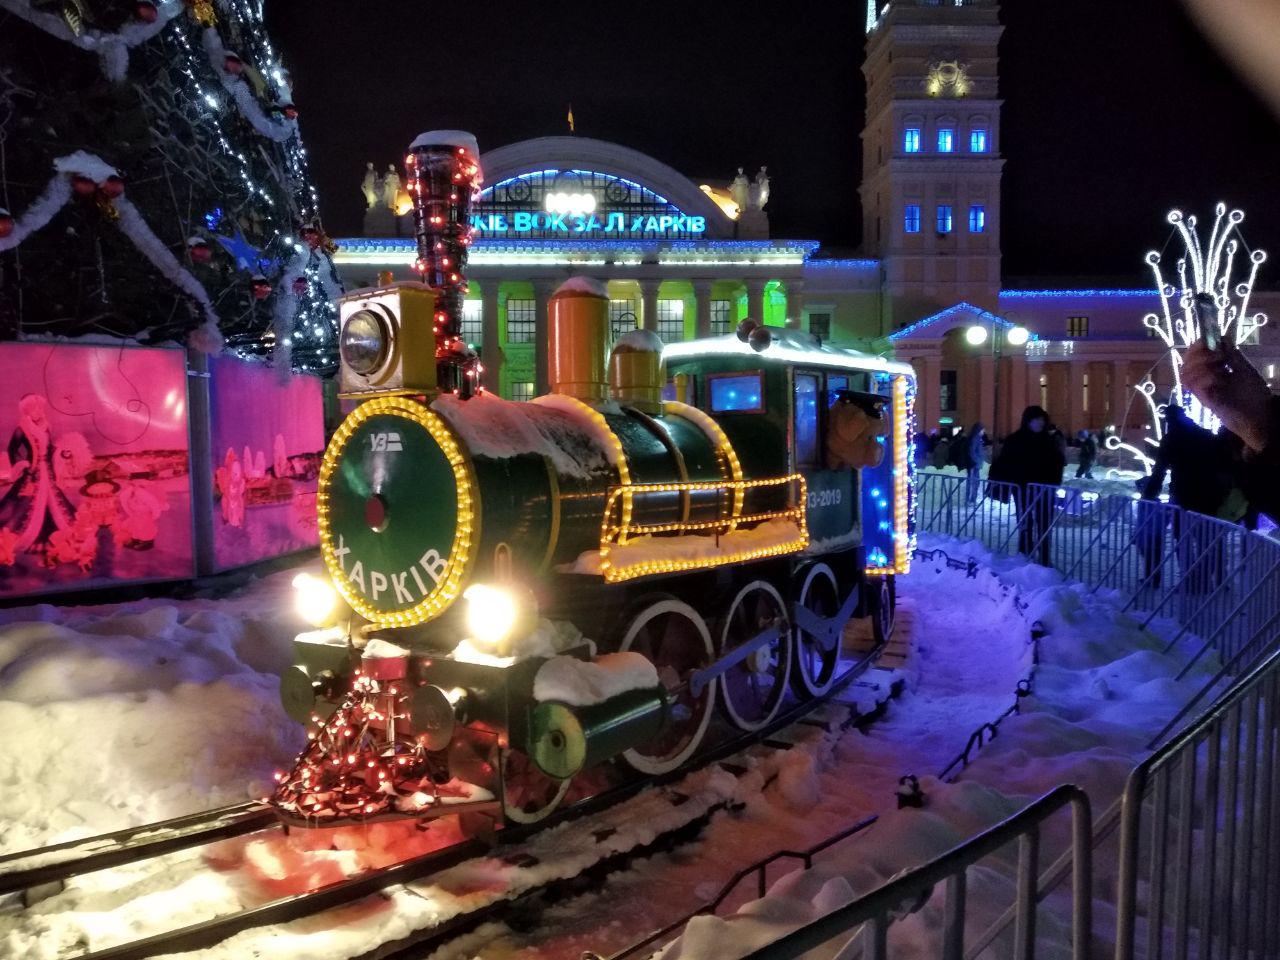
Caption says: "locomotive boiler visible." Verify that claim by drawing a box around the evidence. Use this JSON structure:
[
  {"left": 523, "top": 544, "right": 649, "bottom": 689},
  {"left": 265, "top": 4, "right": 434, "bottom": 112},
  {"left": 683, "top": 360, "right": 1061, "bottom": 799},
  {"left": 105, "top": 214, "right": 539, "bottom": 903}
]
[{"left": 273, "top": 132, "right": 917, "bottom": 828}]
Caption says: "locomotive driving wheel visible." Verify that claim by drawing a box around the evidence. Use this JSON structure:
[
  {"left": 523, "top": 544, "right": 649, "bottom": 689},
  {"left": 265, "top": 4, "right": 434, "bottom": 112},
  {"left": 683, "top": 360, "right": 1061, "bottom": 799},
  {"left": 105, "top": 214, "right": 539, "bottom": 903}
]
[
  {"left": 617, "top": 596, "right": 716, "bottom": 775},
  {"left": 718, "top": 580, "right": 792, "bottom": 731},
  {"left": 792, "top": 563, "right": 842, "bottom": 698},
  {"left": 500, "top": 747, "right": 570, "bottom": 825},
  {"left": 869, "top": 574, "right": 897, "bottom": 646}
]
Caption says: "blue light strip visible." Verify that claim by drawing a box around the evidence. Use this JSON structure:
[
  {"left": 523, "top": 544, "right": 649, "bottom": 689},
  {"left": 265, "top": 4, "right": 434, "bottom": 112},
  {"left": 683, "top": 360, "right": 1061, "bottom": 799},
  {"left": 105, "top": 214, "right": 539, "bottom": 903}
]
[
  {"left": 1000, "top": 289, "right": 1156, "bottom": 299},
  {"left": 888, "top": 302, "right": 1039, "bottom": 341},
  {"left": 477, "top": 169, "right": 674, "bottom": 208},
  {"left": 804, "top": 259, "right": 881, "bottom": 270},
  {"left": 335, "top": 237, "right": 822, "bottom": 255}
]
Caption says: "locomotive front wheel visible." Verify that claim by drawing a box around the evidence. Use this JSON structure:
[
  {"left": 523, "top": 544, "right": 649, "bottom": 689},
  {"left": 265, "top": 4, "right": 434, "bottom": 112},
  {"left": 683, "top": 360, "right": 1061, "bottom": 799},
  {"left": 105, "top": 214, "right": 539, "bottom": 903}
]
[
  {"left": 792, "top": 563, "right": 841, "bottom": 698},
  {"left": 617, "top": 596, "right": 717, "bottom": 776},
  {"left": 718, "top": 580, "right": 792, "bottom": 731},
  {"left": 501, "top": 748, "right": 570, "bottom": 825},
  {"left": 869, "top": 574, "right": 897, "bottom": 646}
]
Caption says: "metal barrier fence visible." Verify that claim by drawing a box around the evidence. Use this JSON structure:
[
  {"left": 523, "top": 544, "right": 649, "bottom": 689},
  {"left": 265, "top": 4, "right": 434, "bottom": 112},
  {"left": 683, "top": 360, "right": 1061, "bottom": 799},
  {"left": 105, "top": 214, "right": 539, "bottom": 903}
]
[
  {"left": 917, "top": 471, "right": 1280, "bottom": 710},
  {"left": 1115, "top": 643, "right": 1280, "bottom": 960},
  {"left": 738, "top": 785, "right": 1093, "bottom": 960}
]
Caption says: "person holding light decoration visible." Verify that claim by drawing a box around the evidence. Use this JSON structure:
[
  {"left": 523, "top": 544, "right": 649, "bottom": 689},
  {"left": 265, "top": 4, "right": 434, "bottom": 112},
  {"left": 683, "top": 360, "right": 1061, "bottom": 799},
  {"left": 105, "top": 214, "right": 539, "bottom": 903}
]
[{"left": 1182, "top": 337, "right": 1280, "bottom": 521}]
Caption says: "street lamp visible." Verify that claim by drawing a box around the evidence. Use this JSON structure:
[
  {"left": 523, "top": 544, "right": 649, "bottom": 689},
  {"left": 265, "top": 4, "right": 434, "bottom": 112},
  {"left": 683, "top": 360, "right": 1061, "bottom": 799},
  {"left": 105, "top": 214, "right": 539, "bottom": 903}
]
[{"left": 966, "top": 322, "right": 1030, "bottom": 437}]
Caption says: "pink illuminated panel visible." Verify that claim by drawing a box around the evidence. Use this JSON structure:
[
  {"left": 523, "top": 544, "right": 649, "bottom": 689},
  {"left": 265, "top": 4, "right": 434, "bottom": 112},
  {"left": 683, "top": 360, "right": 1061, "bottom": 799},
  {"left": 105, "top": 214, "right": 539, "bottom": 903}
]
[
  {"left": 0, "top": 343, "right": 192, "bottom": 595},
  {"left": 208, "top": 357, "right": 324, "bottom": 570}
]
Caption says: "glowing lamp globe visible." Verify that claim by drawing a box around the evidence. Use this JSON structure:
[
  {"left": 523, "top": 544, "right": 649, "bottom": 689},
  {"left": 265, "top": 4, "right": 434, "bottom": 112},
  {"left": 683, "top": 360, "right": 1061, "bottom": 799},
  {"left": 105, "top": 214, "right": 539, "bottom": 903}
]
[
  {"left": 292, "top": 572, "right": 339, "bottom": 627},
  {"left": 965, "top": 325, "right": 989, "bottom": 346},
  {"left": 1006, "top": 326, "right": 1030, "bottom": 346}
]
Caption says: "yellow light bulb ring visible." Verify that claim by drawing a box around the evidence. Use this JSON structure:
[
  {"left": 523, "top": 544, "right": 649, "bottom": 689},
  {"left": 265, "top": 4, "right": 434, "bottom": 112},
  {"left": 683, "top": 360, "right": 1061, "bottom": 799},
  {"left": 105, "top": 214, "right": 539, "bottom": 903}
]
[{"left": 317, "top": 396, "right": 478, "bottom": 627}]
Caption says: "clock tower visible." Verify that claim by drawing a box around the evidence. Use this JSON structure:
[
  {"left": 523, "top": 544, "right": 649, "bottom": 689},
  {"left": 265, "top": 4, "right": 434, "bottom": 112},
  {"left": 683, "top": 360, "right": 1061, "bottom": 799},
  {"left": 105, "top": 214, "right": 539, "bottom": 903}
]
[{"left": 860, "top": 0, "right": 1004, "bottom": 334}]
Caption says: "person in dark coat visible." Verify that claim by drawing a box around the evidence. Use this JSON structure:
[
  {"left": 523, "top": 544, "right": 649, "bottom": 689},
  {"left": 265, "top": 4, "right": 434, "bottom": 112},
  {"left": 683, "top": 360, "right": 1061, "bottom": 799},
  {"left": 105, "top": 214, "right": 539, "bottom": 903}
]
[
  {"left": 966, "top": 423, "right": 988, "bottom": 502},
  {"left": 1142, "top": 403, "right": 1236, "bottom": 593},
  {"left": 1075, "top": 430, "right": 1098, "bottom": 479},
  {"left": 988, "top": 405, "right": 1066, "bottom": 564}
]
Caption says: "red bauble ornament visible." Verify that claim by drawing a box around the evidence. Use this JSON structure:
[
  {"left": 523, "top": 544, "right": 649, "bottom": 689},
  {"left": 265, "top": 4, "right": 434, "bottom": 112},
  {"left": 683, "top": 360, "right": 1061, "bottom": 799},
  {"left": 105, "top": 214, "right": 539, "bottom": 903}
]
[
  {"left": 292, "top": 276, "right": 308, "bottom": 296},
  {"left": 187, "top": 238, "right": 212, "bottom": 264},
  {"left": 98, "top": 175, "right": 125, "bottom": 199},
  {"left": 0, "top": 208, "right": 13, "bottom": 240},
  {"left": 251, "top": 274, "right": 272, "bottom": 300},
  {"left": 748, "top": 325, "right": 773, "bottom": 353},
  {"left": 71, "top": 175, "right": 97, "bottom": 197},
  {"left": 224, "top": 53, "right": 244, "bottom": 75},
  {"left": 279, "top": 103, "right": 298, "bottom": 120},
  {"left": 134, "top": 0, "right": 158, "bottom": 22}
]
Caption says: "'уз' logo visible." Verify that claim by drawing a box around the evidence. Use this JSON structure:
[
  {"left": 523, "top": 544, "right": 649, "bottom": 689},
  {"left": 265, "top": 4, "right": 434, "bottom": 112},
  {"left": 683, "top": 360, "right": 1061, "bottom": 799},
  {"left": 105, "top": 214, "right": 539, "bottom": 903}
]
[{"left": 370, "top": 432, "right": 403, "bottom": 453}]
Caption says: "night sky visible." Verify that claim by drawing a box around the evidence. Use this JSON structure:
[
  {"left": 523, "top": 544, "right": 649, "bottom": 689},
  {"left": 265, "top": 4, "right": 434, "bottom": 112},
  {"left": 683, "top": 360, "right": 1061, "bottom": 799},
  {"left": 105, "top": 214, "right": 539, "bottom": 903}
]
[{"left": 265, "top": 0, "right": 1280, "bottom": 285}]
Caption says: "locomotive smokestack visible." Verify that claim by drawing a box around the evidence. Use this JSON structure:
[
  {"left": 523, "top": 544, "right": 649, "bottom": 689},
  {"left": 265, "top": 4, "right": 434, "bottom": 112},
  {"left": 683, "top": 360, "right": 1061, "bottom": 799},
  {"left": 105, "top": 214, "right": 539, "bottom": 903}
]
[
  {"left": 549, "top": 277, "right": 610, "bottom": 403},
  {"left": 406, "top": 130, "right": 482, "bottom": 396}
]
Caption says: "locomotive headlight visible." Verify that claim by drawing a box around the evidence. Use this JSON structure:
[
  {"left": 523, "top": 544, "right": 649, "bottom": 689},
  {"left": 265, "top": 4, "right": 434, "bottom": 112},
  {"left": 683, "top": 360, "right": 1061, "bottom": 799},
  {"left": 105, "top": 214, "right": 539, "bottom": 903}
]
[
  {"left": 463, "top": 583, "right": 535, "bottom": 651},
  {"left": 340, "top": 308, "right": 391, "bottom": 376},
  {"left": 293, "top": 572, "right": 340, "bottom": 627}
]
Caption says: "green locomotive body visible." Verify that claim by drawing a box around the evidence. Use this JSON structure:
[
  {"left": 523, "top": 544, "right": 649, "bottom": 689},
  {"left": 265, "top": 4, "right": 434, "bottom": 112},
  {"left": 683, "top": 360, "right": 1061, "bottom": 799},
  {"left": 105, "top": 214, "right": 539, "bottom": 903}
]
[{"left": 277, "top": 277, "right": 915, "bottom": 827}]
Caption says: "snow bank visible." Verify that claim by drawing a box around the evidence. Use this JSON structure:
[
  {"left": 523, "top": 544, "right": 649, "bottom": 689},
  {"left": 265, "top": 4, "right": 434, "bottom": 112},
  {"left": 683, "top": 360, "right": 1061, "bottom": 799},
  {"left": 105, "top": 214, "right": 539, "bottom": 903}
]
[
  {"left": 646, "top": 532, "right": 1212, "bottom": 959},
  {"left": 533, "top": 652, "right": 659, "bottom": 706},
  {"left": 555, "top": 276, "right": 608, "bottom": 298},
  {"left": 575, "top": 517, "right": 806, "bottom": 575},
  {"left": 614, "top": 329, "right": 664, "bottom": 353},
  {"left": 409, "top": 130, "right": 480, "bottom": 157},
  {"left": 450, "top": 617, "right": 584, "bottom": 667},
  {"left": 0, "top": 567, "right": 310, "bottom": 854},
  {"left": 432, "top": 392, "right": 613, "bottom": 479}
]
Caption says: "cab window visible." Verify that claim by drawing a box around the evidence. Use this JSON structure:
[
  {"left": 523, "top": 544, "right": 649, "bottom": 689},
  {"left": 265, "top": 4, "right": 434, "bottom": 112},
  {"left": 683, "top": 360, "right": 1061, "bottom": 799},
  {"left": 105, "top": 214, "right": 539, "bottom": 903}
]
[
  {"left": 794, "top": 373, "right": 820, "bottom": 468},
  {"left": 708, "top": 372, "right": 764, "bottom": 413},
  {"left": 827, "top": 374, "right": 849, "bottom": 408}
]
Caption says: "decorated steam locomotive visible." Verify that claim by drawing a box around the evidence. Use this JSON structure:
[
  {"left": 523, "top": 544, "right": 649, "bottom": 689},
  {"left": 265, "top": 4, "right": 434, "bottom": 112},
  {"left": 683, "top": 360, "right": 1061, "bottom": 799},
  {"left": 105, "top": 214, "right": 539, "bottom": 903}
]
[{"left": 272, "top": 132, "right": 916, "bottom": 827}]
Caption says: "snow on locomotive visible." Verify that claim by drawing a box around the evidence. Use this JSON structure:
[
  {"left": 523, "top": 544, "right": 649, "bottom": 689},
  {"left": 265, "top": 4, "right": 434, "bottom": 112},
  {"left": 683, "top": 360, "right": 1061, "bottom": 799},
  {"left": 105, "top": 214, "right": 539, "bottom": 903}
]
[{"left": 273, "top": 133, "right": 917, "bottom": 828}]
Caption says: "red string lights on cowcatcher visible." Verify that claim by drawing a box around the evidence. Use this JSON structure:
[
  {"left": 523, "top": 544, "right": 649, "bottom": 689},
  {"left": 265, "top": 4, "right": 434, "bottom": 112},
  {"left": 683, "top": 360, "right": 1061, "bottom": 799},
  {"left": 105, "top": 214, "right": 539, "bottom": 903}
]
[
  {"left": 407, "top": 131, "right": 485, "bottom": 398},
  {"left": 272, "top": 644, "right": 485, "bottom": 823}
]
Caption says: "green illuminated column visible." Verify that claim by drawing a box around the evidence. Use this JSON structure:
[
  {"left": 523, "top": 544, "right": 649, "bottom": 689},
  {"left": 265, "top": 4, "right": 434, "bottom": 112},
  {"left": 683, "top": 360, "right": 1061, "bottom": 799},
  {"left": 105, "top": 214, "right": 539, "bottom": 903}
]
[
  {"left": 786, "top": 279, "right": 805, "bottom": 329},
  {"left": 746, "top": 278, "right": 767, "bottom": 327},
  {"left": 640, "top": 278, "right": 661, "bottom": 334},
  {"left": 692, "top": 279, "right": 713, "bottom": 338},
  {"left": 481, "top": 281, "right": 502, "bottom": 394},
  {"left": 534, "top": 279, "right": 555, "bottom": 395}
]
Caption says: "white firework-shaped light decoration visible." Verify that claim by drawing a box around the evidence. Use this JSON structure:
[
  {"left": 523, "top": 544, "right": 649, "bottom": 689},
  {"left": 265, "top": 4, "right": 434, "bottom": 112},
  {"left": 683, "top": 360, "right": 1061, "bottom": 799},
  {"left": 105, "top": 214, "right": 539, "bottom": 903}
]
[{"left": 1107, "top": 203, "right": 1268, "bottom": 474}]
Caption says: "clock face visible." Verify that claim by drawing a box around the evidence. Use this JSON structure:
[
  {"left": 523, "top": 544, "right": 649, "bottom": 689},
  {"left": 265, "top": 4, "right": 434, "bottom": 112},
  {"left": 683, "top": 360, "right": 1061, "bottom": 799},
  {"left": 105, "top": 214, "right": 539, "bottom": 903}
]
[{"left": 926, "top": 60, "right": 971, "bottom": 98}]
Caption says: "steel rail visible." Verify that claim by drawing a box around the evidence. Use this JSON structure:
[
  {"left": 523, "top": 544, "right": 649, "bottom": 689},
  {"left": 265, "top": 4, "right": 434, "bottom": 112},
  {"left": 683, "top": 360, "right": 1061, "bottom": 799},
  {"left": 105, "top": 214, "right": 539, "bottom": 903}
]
[
  {"left": 0, "top": 801, "right": 276, "bottom": 897},
  {"left": 52, "top": 639, "right": 895, "bottom": 960}
]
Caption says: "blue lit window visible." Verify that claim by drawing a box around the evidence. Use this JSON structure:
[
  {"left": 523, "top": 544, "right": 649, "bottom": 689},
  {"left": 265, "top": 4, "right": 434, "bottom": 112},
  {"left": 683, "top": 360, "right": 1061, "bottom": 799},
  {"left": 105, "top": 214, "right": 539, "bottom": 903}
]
[
  {"left": 903, "top": 128, "right": 921, "bottom": 153},
  {"left": 904, "top": 204, "right": 921, "bottom": 234},
  {"left": 937, "top": 205, "right": 953, "bottom": 234},
  {"left": 794, "top": 374, "right": 820, "bottom": 467},
  {"left": 709, "top": 372, "right": 764, "bottom": 413},
  {"left": 969, "top": 205, "right": 986, "bottom": 233},
  {"left": 937, "top": 127, "right": 955, "bottom": 153},
  {"left": 970, "top": 128, "right": 989, "bottom": 153},
  {"left": 827, "top": 374, "right": 849, "bottom": 408}
]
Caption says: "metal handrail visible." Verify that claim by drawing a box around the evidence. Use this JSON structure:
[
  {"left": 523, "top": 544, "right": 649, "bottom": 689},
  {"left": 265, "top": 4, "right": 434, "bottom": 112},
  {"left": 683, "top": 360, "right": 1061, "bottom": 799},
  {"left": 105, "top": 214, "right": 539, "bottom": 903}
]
[
  {"left": 1114, "top": 642, "right": 1280, "bottom": 959},
  {"left": 597, "top": 814, "right": 879, "bottom": 960},
  {"left": 738, "top": 785, "right": 1092, "bottom": 960}
]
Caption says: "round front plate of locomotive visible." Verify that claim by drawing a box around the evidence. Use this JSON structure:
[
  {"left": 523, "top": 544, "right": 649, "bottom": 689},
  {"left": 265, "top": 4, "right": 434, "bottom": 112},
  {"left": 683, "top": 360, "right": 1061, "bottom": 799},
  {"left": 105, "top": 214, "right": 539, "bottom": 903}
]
[{"left": 318, "top": 396, "right": 476, "bottom": 626}]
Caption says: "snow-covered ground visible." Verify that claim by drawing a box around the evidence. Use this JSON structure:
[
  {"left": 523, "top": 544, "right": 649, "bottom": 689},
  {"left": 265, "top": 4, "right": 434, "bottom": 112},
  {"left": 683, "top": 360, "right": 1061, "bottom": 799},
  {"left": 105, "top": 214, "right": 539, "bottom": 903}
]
[
  {"left": 0, "top": 565, "right": 311, "bottom": 855},
  {"left": 0, "top": 535, "right": 1217, "bottom": 960}
]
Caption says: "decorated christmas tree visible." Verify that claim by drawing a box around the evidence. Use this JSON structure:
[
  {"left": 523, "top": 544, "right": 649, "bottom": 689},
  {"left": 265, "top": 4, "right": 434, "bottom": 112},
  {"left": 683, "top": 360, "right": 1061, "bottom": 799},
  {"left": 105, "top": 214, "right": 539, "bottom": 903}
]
[{"left": 0, "top": 0, "right": 341, "bottom": 372}]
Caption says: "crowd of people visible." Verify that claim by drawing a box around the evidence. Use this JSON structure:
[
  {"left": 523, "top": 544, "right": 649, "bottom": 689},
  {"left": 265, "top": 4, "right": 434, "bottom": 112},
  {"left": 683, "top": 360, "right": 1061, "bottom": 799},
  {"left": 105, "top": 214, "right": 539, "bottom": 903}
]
[{"left": 911, "top": 337, "right": 1279, "bottom": 566}]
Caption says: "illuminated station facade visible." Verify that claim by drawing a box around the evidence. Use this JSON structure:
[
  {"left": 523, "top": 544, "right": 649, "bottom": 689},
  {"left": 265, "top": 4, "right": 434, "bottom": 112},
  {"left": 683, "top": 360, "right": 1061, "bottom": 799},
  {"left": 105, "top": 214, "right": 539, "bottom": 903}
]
[{"left": 335, "top": 0, "right": 1278, "bottom": 441}]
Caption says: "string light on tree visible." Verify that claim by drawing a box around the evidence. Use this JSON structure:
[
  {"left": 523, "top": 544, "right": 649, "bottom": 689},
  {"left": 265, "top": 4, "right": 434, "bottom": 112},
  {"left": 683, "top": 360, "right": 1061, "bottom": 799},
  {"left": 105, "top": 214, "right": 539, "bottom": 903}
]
[{"left": 1106, "top": 204, "right": 1269, "bottom": 474}]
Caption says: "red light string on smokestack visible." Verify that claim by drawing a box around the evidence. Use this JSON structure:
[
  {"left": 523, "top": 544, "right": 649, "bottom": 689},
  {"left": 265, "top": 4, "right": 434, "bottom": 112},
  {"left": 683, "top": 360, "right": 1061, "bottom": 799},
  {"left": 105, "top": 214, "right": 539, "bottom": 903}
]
[{"left": 407, "top": 135, "right": 483, "bottom": 397}]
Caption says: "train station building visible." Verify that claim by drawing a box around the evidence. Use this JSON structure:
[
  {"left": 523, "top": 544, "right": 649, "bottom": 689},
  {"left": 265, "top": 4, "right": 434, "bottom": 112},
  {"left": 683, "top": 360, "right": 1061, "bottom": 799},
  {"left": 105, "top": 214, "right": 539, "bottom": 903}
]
[{"left": 333, "top": 0, "right": 1278, "bottom": 441}]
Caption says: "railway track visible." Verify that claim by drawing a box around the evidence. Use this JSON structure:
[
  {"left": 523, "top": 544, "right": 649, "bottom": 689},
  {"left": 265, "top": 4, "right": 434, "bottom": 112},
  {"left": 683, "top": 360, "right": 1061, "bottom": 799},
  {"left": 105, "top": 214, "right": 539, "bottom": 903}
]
[{"left": 1, "top": 656, "right": 904, "bottom": 960}]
